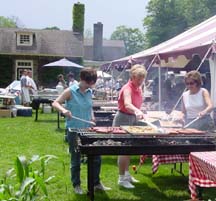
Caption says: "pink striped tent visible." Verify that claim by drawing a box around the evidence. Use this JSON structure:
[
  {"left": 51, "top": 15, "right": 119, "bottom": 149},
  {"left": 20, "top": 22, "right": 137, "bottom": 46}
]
[{"left": 102, "top": 15, "right": 216, "bottom": 107}]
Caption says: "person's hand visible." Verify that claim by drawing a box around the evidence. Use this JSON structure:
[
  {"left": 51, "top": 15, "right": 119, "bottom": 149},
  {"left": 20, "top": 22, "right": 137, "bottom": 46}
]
[
  {"left": 135, "top": 110, "right": 146, "bottom": 120},
  {"left": 61, "top": 109, "right": 72, "bottom": 119},
  {"left": 198, "top": 111, "right": 206, "bottom": 118},
  {"left": 91, "top": 117, "right": 96, "bottom": 123}
]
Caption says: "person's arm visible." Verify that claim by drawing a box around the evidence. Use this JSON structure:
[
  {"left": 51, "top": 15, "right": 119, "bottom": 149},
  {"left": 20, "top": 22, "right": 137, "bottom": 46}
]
[
  {"left": 123, "top": 88, "right": 145, "bottom": 118},
  {"left": 91, "top": 109, "right": 95, "bottom": 122},
  {"left": 199, "top": 88, "right": 213, "bottom": 117},
  {"left": 173, "top": 98, "right": 186, "bottom": 125},
  {"left": 52, "top": 88, "right": 72, "bottom": 119}
]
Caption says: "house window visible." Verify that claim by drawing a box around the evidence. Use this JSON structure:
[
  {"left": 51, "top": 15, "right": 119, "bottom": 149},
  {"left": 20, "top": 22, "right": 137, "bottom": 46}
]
[
  {"left": 17, "top": 32, "right": 33, "bottom": 46},
  {"left": 16, "top": 60, "right": 33, "bottom": 80}
]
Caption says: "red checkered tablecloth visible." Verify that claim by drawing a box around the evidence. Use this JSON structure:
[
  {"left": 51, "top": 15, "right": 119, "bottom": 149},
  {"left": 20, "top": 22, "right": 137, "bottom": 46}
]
[
  {"left": 139, "top": 154, "right": 189, "bottom": 174},
  {"left": 152, "top": 154, "right": 189, "bottom": 174},
  {"left": 189, "top": 151, "right": 216, "bottom": 200}
]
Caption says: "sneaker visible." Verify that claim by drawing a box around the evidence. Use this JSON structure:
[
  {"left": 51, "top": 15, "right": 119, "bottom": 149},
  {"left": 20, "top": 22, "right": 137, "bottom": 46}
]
[
  {"left": 74, "top": 185, "right": 83, "bottom": 194},
  {"left": 125, "top": 175, "right": 140, "bottom": 183},
  {"left": 118, "top": 179, "right": 135, "bottom": 189},
  {"left": 94, "top": 183, "right": 111, "bottom": 191}
]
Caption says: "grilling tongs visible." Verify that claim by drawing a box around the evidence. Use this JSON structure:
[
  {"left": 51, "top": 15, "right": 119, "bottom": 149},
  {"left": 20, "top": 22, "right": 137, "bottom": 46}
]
[
  {"left": 72, "top": 115, "right": 96, "bottom": 126},
  {"left": 183, "top": 116, "right": 200, "bottom": 128}
]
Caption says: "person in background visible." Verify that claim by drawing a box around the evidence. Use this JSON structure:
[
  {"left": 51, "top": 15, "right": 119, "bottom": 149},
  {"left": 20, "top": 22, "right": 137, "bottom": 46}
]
[
  {"left": 164, "top": 73, "right": 176, "bottom": 106},
  {"left": 202, "top": 72, "right": 211, "bottom": 92},
  {"left": 27, "top": 70, "right": 38, "bottom": 95},
  {"left": 112, "top": 64, "right": 147, "bottom": 189},
  {"left": 178, "top": 70, "right": 214, "bottom": 130},
  {"left": 20, "top": 69, "right": 30, "bottom": 106},
  {"left": 57, "top": 74, "right": 67, "bottom": 89},
  {"left": 95, "top": 75, "right": 104, "bottom": 89},
  {"left": 67, "top": 72, "right": 78, "bottom": 86},
  {"left": 115, "top": 79, "right": 122, "bottom": 92},
  {"left": 52, "top": 67, "right": 111, "bottom": 194}
]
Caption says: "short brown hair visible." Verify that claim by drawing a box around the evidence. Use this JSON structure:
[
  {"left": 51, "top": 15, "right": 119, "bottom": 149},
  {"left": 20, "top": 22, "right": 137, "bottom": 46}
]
[{"left": 80, "top": 67, "right": 97, "bottom": 84}]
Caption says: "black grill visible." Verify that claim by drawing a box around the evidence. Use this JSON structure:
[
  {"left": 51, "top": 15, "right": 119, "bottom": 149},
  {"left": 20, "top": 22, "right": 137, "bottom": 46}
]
[{"left": 72, "top": 129, "right": 216, "bottom": 201}]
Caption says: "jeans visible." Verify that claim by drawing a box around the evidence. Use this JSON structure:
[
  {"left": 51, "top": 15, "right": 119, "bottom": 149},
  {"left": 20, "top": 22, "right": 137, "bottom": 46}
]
[{"left": 67, "top": 129, "right": 101, "bottom": 187}]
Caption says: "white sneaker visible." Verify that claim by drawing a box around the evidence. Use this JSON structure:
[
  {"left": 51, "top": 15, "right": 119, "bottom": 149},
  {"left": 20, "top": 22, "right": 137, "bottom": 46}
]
[
  {"left": 125, "top": 175, "right": 140, "bottom": 183},
  {"left": 74, "top": 185, "right": 83, "bottom": 194},
  {"left": 118, "top": 179, "right": 135, "bottom": 189},
  {"left": 94, "top": 183, "right": 111, "bottom": 191}
]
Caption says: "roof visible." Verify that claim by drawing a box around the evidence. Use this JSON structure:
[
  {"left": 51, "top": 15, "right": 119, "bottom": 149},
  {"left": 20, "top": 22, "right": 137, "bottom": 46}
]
[
  {"left": 84, "top": 39, "right": 125, "bottom": 61},
  {"left": 84, "top": 39, "right": 124, "bottom": 47},
  {"left": 0, "top": 28, "right": 83, "bottom": 58},
  {"left": 102, "top": 15, "right": 216, "bottom": 70}
]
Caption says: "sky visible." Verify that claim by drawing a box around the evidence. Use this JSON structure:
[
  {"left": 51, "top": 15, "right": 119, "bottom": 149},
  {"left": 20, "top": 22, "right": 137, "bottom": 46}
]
[{"left": 0, "top": 0, "right": 149, "bottom": 38}]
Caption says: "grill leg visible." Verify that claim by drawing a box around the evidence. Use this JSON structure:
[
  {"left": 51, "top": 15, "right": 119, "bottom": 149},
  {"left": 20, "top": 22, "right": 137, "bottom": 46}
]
[{"left": 87, "top": 155, "right": 95, "bottom": 201}]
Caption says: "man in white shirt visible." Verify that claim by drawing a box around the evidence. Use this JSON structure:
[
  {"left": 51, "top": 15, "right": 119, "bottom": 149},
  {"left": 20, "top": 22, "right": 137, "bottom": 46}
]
[
  {"left": 20, "top": 69, "right": 30, "bottom": 106},
  {"left": 27, "top": 70, "right": 38, "bottom": 95}
]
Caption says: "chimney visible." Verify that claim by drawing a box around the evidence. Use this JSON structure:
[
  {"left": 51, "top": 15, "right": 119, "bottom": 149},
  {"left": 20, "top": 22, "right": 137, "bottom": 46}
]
[{"left": 93, "top": 22, "right": 103, "bottom": 61}]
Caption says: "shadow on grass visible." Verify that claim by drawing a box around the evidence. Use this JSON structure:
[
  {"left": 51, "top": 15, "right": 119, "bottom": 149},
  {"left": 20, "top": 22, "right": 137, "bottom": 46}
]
[{"left": 90, "top": 183, "right": 188, "bottom": 201}]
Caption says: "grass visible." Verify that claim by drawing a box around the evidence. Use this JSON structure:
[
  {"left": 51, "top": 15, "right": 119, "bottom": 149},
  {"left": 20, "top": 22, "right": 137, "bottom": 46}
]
[{"left": 0, "top": 110, "right": 216, "bottom": 201}]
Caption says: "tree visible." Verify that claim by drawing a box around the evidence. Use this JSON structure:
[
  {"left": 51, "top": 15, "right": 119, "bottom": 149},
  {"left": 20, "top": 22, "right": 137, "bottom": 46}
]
[
  {"left": 73, "top": 3, "right": 85, "bottom": 34},
  {"left": 143, "top": 0, "right": 216, "bottom": 48},
  {"left": 111, "top": 26, "right": 146, "bottom": 56},
  {"left": 0, "top": 16, "right": 17, "bottom": 28},
  {"left": 44, "top": 26, "right": 60, "bottom": 30},
  {"left": 143, "top": 0, "right": 188, "bottom": 48}
]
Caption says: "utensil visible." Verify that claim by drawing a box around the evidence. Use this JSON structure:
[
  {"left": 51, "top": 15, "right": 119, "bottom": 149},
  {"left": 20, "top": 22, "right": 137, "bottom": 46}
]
[
  {"left": 72, "top": 116, "right": 96, "bottom": 126},
  {"left": 183, "top": 116, "right": 200, "bottom": 128},
  {"left": 138, "top": 119, "right": 165, "bottom": 133},
  {"left": 141, "top": 120, "right": 158, "bottom": 129}
]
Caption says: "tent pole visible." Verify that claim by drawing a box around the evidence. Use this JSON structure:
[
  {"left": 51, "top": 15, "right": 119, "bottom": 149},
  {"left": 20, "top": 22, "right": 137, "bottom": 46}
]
[
  {"left": 146, "top": 54, "right": 158, "bottom": 72},
  {"left": 156, "top": 54, "right": 162, "bottom": 111},
  {"left": 196, "top": 44, "right": 213, "bottom": 72}
]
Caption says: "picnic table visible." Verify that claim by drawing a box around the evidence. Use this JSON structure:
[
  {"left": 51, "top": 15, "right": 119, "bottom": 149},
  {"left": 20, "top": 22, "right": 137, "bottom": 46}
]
[
  {"left": 31, "top": 93, "right": 61, "bottom": 128},
  {"left": 189, "top": 151, "right": 216, "bottom": 200}
]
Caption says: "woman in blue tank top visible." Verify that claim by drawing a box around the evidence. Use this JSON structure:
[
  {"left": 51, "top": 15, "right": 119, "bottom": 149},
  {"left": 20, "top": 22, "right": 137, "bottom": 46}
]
[{"left": 52, "top": 67, "right": 111, "bottom": 194}]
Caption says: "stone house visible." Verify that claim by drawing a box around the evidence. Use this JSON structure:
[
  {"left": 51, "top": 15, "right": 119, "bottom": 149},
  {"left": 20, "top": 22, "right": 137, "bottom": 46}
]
[
  {"left": 0, "top": 27, "right": 83, "bottom": 87},
  {"left": 0, "top": 24, "right": 125, "bottom": 88}
]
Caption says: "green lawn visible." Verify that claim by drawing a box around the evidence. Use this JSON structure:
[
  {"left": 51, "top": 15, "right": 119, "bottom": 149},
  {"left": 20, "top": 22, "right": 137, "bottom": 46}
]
[{"left": 0, "top": 111, "right": 216, "bottom": 201}]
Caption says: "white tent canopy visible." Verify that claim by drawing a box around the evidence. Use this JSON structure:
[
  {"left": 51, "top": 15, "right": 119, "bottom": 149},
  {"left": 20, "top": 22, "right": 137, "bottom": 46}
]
[
  {"left": 43, "top": 58, "right": 83, "bottom": 68},
  {"left": 97, "top": 70, "right": 112, "bottom": 78}
]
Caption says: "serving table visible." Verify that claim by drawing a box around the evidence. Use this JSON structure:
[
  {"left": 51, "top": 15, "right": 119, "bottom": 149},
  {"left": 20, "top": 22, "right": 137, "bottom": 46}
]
[
  {"left": 31, "top": 93, "right": 61, "bottom": 128},
  {"left": 189, "top": 151, "right": 216, "bottom": 200},
  {"left": 75, "top": 128, "right": 216, "bottom": 201}
]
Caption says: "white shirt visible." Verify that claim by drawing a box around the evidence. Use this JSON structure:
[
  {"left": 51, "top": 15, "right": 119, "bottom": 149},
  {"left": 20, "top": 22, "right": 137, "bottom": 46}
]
[
  {"left": 69, "top": 79, "right": 78, "bottom": 86},
  {"left": 27, "top": 76, "right": 38, "bottom": 95},
  {"left": 183, "top": 88, "right": 206, "bottom": 119}
]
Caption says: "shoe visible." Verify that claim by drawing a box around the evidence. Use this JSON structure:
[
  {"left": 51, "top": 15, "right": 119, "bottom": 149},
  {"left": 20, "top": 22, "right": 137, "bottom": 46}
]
[
  {"left": 94, "top": 183, "right": 111, "bottom": 191},
  {"left": 74, "top": 185, "right": 83, "bottom": 194},
  {"left": 118, "top": 179, "right": 135, "bottom": 189},
  {"left": 125, "top": 175, "right": 140, "bottom": 183}
]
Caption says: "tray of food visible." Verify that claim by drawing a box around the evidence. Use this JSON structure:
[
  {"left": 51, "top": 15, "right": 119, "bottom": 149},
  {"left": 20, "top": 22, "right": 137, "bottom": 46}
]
[
  {"left": 165, "top": 128, "right": 206, "bottom": 135},
  {"left": 159, "top": 120, "right": 182, "bottom": 128},
  {"left": 120, "top": 126, "right": 164, "bottom": 135},
  {"left": 89, "top": 127, "right": 127, "bottom": 134}
]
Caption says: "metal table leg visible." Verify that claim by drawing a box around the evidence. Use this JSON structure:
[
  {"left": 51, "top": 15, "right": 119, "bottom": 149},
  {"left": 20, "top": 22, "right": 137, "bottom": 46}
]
[
  {"left": 57, "top": 111, "right": 60, "bottom": 129},
  {"left": 35, "top": 108, "right": 38, "bottom": 121}
]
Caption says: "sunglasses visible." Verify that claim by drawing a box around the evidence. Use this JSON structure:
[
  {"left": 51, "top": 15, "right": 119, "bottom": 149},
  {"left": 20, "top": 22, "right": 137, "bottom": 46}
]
[{"left": 185, "top": 81, "right": 195, "bottom": 86}]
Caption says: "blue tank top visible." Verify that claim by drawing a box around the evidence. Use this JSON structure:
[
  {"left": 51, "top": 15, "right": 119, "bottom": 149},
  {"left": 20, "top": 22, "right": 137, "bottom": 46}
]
[{"left": 65, "top": 84, "right": 93, "bottom": 129}]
